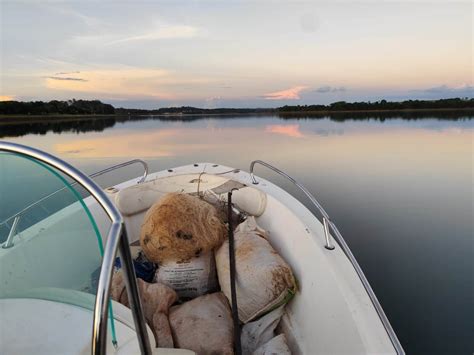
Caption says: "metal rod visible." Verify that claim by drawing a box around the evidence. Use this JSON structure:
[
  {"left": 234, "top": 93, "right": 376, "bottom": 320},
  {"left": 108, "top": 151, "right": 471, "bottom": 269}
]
[
  {"left": 250, "top": 160, "right": 331, "bottom": 225},
  {"left": 0, "top": 142, "right": 152, "bottom": 355},
  {"left": 227, "top": 191, "right": 242, "bottom": 355},
  {"left": 2, "top": 215, "right": 20, "bottom": 249},
  {"left": 323, "top": 217, "right": 335, "bottom": 250},
  {"left": 0, "top": 159, "right": 149, "bottom": 228},
  {"left": 89, "top": 159, "right": 148, "bottom": 184},
  {"left": 118, "top": 227, "right": 152, "bottom": 355},
  {"left": 92, "top": 221, "right": 122, "bottom": 355}
]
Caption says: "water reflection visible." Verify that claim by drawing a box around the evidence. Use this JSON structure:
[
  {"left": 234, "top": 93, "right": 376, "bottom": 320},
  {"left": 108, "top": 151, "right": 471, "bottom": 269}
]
[
  {"left": 0, "top": 117, "right": 116, "bottom": 138},
  {"left": 265, "top": 124, "right": 305, "bottom": 138},
  {"left": 1, "top": 110, "right": 472, "bottom": 139},
  {"left": 1, "top": 114, "right": 473, "bottom": 354}
]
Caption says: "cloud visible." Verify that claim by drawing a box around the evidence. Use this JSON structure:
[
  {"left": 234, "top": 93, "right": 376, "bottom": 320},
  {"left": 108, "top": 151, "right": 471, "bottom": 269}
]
[
  {"left": 47, "top": 76, "right": 88, "bottom": 82},
  {"left": 105, "top": 25, "right": 199, "bottom": 45},
  {"left": 205, "top": 96, "right": 222, "bottom": 102},
  {"left": 72, "top": 23, "right": 202, "bottom": 46},
  {"left": 49, "top": 6, "right": 102, "bottom": 29},
  {"left": 44, "top": 67, "right": 201, "bottom": 100},
  {"left": 265, "top": 124, "right": 304, "bottom": 138},
  {"left": 0, "top": 95, "right": 15, "bottom": 101},
  {"left": 314, "top": 86, "right": 346, "bottom": 93},
  {"left": 45, "top": 71, "right": 87, "bottom": 82},
  {"left": 55, "top": 71, "right": 81, "bottom": 75},
  {"left": 424, "top": 84, "right": 473, "bottom": 95},
  {"left": 424, "top": 84, "right": 450, "bottom": 93},
  {"left": 204, "top": 96, "right": 223, "bottom": 108},
  {"left": 263, "top": 86, "right": 308, "bottom": 100}
]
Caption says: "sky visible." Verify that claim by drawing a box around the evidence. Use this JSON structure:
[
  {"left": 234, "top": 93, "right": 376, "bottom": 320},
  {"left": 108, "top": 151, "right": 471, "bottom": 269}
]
[{"left": 0, "top": 1, "right": 472, "bottom": 109}]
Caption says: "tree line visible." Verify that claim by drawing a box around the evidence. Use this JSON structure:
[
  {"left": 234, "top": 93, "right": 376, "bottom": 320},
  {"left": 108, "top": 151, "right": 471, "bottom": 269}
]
[
  {"left": 0, "top": 97, "right": 472, "bottom": 116},
  {"left": 114, "top": 106, "right": 270, "bottom": 115},
  {"left": 278, "top": 98, "right": 473, "bottom": 112},
  {"left": 0, "top": 99, "right": 115, "bottom": 115}
]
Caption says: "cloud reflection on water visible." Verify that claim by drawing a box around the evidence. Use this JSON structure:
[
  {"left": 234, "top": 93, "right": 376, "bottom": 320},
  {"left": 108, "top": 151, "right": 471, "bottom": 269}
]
[{"left": 265, "top": 124, "right": 305, "bottom": 138}]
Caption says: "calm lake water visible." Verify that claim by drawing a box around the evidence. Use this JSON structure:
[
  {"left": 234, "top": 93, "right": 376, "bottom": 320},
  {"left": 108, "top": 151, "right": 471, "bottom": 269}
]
[{"left": 1, "top": 113, "right": 473, "bottom": 354}]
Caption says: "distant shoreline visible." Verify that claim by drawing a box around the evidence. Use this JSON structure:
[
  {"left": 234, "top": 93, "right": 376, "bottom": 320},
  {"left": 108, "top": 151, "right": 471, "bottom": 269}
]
[
  {"left": 0, "top": 107, "right": 472, "bottom": 124},
  {"left": 274, "top": 107, "right": 474, "bottom": 116},
  {"left": 1, "top": 98, "right": 472, "bottom": 122}
]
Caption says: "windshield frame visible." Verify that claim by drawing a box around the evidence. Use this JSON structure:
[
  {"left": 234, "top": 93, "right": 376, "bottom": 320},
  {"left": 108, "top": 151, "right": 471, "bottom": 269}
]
[{"left": 0, "top": 141, "right": 152, "bottom": 355}]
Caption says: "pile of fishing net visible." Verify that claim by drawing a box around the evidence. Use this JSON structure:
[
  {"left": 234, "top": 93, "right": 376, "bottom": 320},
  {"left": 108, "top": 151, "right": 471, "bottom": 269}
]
[{"left": 140, "top": 193, "right": 226, "bottom": 264}]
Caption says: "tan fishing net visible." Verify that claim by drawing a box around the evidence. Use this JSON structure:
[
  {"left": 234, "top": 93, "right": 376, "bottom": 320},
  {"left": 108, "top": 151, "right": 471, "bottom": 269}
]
[{"left": 140, "top": 193, "right": 226, "bottom": 263}]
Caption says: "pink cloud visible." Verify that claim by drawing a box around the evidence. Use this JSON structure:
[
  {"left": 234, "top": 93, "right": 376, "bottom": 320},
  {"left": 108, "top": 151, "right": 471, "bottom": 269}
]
[
  {"left": 263, "top": 85, "right": 308, "bottom": 100},
  {"left": 265, "top": 124, "right": 304, "bottom": 138}
]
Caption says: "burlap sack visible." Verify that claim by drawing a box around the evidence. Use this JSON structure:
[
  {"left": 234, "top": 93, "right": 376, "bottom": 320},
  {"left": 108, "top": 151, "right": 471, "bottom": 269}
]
[
  {"left": 110, "top": 272, "right": 177, "bottom": 347},
  {"left": 253, "top": 334, "right": 291, "bottom": 355},
  {"left": 215, "top": 217, "right": 297, "bottom": 323},
  {"left": 140, "top": 193, "right": 226, "bottom": 263},
  {"left": 241, "top": 306, "right": 285, "bottom": 354},
  {"left": 169, "top": 292, "right": 234, "bottom": 355},
  {"left": 152, "top": 311, "right": 175, "bottom": 348},
  {"left": 155, "top": 251, "right": 218, "bottom": 300}
]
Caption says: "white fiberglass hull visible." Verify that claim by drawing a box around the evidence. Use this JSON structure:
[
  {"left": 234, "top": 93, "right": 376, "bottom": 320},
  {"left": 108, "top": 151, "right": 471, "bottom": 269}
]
[
  {"left": 1, "top": 162, "right": 402, "bottom": 354},
  {"left": 103, "top": 163, "right": 400, "bottom": 354}
]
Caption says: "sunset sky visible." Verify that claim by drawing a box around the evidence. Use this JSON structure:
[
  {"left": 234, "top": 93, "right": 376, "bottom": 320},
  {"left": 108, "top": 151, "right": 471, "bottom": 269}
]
[{"left": 1, "top": 1, "right": 472, "bottom": 108}]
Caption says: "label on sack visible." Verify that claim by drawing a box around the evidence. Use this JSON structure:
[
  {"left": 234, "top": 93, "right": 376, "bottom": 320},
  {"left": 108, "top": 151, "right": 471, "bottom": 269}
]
[{"left": 155, "top": 251, "right": 217, "bottom": 300}]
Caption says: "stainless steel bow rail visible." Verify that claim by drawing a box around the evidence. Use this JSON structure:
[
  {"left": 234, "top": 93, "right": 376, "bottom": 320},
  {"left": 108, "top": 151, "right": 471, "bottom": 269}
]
[
  {"left": 0, "top": 159, "right": 148, "bottom": 248},
  {"left": 0, "top": 142, "right": 152, "bottom": 355},
  {"left": 249, "top": 159, "right": 405, "bottom": 355},
  {"left": 91, "top": 159, "right": 148, "bottom": 184},
  {"left": 250, "top": 160, "right": 335, "bottom": 250}
]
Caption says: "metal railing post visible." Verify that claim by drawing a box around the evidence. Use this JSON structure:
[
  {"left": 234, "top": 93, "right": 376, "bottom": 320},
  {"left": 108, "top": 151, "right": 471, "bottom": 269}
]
[
  {"left": 323, "top": 217, "right": 335, "bottom": 250},
  {"left": 118, "top": 227, "right": 152, "bottom": 354},
  {"left": 2, "top": 215, "right": 20, "bottom": 249},
  {"left": 250, "top": 160, "right": 335, "bottom": 249}
]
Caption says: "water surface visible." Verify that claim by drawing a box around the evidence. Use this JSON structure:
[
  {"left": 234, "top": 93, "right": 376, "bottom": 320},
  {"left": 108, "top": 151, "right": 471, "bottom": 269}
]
[{"left": 1, "top": 114, "right": 473, "bottom": 354}]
